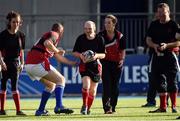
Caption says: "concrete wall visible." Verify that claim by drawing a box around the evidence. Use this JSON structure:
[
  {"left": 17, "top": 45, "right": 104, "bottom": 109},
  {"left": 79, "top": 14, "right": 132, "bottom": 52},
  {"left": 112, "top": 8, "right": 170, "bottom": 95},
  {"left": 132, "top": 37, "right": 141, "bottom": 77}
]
[
  {"left": 0, "top": 0, "right": 90, "bottom": 15},
  {"left": 0, "top": 0, "right": 179, "bottom": 50},
  {"left": 0, "top": 0, "right": 96, "bottom": 49}
]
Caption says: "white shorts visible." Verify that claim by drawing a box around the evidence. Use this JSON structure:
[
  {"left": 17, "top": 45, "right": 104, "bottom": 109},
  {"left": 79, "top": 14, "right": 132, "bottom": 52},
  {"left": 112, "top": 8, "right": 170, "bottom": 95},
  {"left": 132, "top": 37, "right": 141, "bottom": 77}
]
[{"left": 25, "top": 63, "right": 57, "bottom": 81}]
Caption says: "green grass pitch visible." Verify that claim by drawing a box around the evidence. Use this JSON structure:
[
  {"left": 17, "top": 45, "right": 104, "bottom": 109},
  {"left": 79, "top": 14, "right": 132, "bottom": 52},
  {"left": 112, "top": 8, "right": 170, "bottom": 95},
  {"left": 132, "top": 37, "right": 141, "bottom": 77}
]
[{"left": 0, "top": 96, "right": 179, "bottom": 121}]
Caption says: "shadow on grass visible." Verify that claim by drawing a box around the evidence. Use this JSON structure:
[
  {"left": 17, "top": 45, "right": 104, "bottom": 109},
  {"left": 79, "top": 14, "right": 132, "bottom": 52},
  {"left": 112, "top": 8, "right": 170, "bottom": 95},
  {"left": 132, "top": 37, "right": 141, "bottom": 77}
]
[{"left": 0, "top": 110, "right": 178, "bottom": 119}]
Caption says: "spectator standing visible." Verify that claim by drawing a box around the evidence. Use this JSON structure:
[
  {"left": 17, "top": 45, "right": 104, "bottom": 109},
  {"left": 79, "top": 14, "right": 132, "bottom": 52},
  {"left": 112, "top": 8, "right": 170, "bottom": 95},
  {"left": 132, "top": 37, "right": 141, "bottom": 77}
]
[
  {"left": 146, "top": 3, "right": 180, "bottom": 113},
  {"left": 0, "top": 11, "right": 26, "bottom": 115},
  {"left": 98, "top": 14, "right": 126, "bottom": 114},
  {"left": 142, "top": 12, "right": 160, "bottom": 107}
]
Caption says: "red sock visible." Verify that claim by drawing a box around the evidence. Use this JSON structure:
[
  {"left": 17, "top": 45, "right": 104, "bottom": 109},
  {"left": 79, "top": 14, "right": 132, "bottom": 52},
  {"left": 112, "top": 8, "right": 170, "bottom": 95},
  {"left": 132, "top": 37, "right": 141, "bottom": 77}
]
[
  {"left": 169, "top": 92, "right": 178, "bottom": 108},
  {"left": 87, "top": 94, "right": 94, "bottom": 111},
  {"left": 0, "top": 91, "right": 6, "bottom": 111},
  {"left": 159, "top": 93, "right": 167, "bottom": 110},
  {"left": 12, "top": 91, "right": 20, "bottom": 112},
  {"left": 82, "top": 88, "right": 88, "bottom": 106}
]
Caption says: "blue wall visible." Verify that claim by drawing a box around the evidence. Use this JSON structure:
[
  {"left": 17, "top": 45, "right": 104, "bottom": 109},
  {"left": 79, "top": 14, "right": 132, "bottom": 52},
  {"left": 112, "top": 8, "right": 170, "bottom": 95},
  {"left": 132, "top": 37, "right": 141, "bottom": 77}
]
[
  {"left": 62, "top": 54, "right": 150, "bottom": 94},
  {"left": 4, "top": 54, "right": 180, "bottom": 96}
]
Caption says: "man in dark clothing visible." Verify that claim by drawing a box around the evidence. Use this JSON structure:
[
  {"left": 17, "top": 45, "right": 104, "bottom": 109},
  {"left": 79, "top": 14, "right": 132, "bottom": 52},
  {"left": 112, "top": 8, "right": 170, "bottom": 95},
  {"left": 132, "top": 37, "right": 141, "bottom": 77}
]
[
  {"left": 142, "top": 48, "right": 157, "bottom": 107},
  {"left": 146, "top": 3, "right": 180, "bottom": 113}
]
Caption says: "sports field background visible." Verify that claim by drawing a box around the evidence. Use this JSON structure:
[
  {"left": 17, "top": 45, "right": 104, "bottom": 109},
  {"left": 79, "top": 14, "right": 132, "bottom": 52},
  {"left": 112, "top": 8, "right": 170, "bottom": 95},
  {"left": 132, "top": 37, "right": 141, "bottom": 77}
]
[{"left": 0, "top": 96, "right": 179, "bottom": 121}]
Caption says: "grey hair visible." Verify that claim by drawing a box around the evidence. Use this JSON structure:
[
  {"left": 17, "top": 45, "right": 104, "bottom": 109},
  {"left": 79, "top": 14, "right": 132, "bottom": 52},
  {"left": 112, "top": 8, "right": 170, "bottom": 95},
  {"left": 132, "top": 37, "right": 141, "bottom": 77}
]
[{"left": 84, "top": 20, "right": 96, "bottom": 32}]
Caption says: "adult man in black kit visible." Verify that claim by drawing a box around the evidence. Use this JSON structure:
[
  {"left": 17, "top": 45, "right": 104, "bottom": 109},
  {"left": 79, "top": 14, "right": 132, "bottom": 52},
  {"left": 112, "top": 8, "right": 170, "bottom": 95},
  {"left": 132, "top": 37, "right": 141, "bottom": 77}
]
[{"left": 146, "top": 3, "right": 180, "bottom": 113}]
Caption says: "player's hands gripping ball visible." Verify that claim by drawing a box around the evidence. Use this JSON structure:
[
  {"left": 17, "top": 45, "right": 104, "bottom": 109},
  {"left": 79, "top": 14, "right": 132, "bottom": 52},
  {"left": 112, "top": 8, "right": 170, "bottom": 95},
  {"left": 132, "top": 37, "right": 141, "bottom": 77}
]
[{"left": 82, "top": 50, "right": 95, "bottom": 63}]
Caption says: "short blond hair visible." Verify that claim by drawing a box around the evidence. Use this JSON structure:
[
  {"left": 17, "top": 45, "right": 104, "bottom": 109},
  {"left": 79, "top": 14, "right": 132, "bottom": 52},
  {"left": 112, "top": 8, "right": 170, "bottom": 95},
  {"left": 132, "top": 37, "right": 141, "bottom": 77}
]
[{"left": 84, "top": 20, "right": 96, "bottom": 31}]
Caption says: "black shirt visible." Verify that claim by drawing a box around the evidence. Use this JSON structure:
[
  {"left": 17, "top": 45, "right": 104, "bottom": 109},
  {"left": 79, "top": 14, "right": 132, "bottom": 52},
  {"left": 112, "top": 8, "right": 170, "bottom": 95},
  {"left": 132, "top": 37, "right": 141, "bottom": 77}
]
[
  {"left": 147, "top": 20, "right": 178, "bottom": 45},
  {"left": 73, "top": 34, "right": 105, "bottom": 53},
  {"left": 0, "top": 29, "right": 25, "bottom": 59},
  {"left": 73, "top": 34, "right": 105, "bottom": 78}
]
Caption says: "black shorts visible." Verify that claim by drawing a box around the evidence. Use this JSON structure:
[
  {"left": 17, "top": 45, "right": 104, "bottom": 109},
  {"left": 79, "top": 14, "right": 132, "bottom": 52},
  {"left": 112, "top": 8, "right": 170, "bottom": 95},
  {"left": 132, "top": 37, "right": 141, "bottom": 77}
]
[
  {"left": 150, "top": 52, "right": 179, "bottom": 92},
  {"left": 80, "top": 60, "right": 101, "bottom": 83}
]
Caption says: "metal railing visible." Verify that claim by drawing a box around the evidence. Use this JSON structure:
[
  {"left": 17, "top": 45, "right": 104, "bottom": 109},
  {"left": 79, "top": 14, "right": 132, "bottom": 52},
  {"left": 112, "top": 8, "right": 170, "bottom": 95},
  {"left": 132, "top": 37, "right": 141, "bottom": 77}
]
[{"left": 0, "top": 13, "right": 180, "bottom": 53}]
